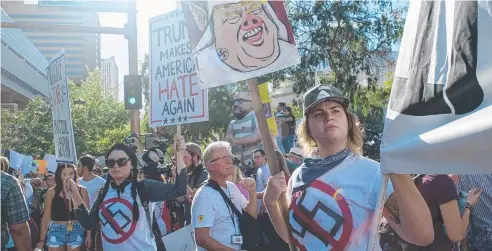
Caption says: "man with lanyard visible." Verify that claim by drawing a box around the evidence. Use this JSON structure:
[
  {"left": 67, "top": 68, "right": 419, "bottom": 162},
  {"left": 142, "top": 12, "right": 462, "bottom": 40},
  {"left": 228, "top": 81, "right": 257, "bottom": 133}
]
[
  {"left": 192, "top": 141, "right": 257, "bottom": 251},
  {"left": 226, "top": 92, "right": 263, "bottom": 175},
  {"left": 180, "top": 143, "right": 208, "bottom": 225}
]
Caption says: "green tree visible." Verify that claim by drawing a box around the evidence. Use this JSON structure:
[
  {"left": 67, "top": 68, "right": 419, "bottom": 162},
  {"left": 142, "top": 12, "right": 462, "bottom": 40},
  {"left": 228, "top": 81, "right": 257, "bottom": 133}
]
[
  {"left": 352, "top": 74, "right": 393, "bottom": 133},
  {"left": 1, "top": 97, "right": 54, "bottom": 156},
  {"left": 262, "top": 1, "right": 405, "bottom": 98},
  {"left": 1, "top": 69, "right": 130, "bottom": 157}
]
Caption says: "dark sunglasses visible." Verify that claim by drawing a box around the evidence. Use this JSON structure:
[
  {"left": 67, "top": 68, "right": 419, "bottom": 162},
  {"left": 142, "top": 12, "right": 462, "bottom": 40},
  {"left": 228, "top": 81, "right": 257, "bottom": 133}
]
[{"left": 105, "top": 158, "right": 130, "bottom": 168}]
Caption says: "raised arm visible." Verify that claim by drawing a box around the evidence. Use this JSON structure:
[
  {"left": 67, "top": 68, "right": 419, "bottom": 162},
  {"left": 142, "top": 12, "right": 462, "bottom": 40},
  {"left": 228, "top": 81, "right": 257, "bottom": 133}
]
[
  {"left": 144, "top": 169, "right": 188, "bottom": 202},
  {"left": 67, "top": 180, "right": 97, "bottom": 230},
  {"left": 264, "top": 171, "right": 290, "bottom": 243},
  {"left": 440, "top": 187, "right": 481, "bottom": 242}
]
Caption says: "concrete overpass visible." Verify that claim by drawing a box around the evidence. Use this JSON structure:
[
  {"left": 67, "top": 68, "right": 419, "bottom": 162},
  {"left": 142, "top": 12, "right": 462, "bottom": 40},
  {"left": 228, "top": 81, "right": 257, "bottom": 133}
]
[{"left": 1, "top": 8, "right": 49, "bottom": 111}]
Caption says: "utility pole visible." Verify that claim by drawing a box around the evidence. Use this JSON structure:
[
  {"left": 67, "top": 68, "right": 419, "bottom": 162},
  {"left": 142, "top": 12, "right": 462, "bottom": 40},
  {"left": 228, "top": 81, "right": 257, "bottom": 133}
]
[
  {"left": 125, "top": 0, "right": 141, "bottom": 152},
  {"left": 1, "top": 1, "right": 142, "bottom": 152}
]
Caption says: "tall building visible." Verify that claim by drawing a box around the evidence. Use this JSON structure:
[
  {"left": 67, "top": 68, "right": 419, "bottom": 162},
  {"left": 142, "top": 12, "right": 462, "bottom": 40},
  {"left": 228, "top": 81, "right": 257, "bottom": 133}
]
[
  {"left": 101, "top": 57, "right": 119, "bottom": 98},
  {"left": 1, "top": 1, "right": 101, "bottom": 83}
]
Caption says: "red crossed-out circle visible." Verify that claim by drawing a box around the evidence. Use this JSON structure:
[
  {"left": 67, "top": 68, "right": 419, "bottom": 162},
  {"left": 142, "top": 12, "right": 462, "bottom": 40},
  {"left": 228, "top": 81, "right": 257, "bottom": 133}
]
[
  {"left": 290, "top": 180, "right": 353, "bottom": 251},
  {"left": 100, "top": 197, "right": 137, "bottom": 244}
]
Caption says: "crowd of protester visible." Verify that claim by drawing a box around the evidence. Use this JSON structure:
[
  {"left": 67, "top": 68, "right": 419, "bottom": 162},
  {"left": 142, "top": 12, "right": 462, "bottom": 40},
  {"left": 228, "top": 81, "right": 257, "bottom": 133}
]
[{"left": 2, "top": 85, "right": 491, "bottom": 251}]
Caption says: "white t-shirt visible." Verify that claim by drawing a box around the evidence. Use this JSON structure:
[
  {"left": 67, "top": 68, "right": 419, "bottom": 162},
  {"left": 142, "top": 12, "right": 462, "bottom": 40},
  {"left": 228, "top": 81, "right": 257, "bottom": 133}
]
[
  {"left": 191, "top": 181, "right": 248, "bottom": 251},
  {"left": 288, "top": 154, "right": 394, "bottom": 251},
  {"left": 78, "top": 176, "right": 106, "bottom": 208},
  {"left": 98, "top": 184, "right": 156, "bottom": 251}
]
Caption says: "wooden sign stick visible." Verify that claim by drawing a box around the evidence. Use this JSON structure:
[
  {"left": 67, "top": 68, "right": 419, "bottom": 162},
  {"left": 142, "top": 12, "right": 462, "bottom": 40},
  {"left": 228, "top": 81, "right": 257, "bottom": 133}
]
[{"left": 247, "top": 78, "right": 296, "bottom": 251}]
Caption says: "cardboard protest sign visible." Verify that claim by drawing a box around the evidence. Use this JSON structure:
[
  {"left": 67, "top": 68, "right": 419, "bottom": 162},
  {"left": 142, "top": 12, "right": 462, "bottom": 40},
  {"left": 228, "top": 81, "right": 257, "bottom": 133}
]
[
  {"left": 181, "top": 0, "right": 300, "bottom": 88},
  {"left": 47, "top": 50, "right": 77, "bottom": 164},
  {"left": 381, "top": 0, "right": 492, "bottom": 174},
  {"left": 162, "top": 224, "right": 196, "bottom": 251},
  {"left": 258, "top": 82, "right": 278, "bottom": 136},
  {"left": 44, "top": 154, "right": 57, "bottom": 173},
  {"left": 149, "top": 10, "right": 209, "bottom": 128},
  {"left": 7, "top": 150, "right": 23, "bottom": 170}
]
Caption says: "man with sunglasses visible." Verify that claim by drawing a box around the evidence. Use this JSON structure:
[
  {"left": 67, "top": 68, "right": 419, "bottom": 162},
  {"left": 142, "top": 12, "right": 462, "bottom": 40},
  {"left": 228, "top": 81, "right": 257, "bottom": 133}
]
[
  {"left": 192, "top": 141, "right": 257, "bottom": 251},
  {"left": 226, "top": 92, "right": 263, "bottom": 173}
]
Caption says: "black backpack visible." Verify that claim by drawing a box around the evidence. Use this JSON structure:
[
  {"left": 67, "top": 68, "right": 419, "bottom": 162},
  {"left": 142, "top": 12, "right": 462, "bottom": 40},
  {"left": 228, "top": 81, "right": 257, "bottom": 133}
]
[{"left": 136, "top": 180, "right": 166, "bottom": 251}]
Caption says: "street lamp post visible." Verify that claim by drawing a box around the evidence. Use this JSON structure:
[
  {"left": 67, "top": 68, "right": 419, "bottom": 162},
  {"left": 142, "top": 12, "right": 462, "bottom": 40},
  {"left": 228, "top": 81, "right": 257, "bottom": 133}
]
[{"left": 0, "top": 1, "right": 142, "bottom": 152}]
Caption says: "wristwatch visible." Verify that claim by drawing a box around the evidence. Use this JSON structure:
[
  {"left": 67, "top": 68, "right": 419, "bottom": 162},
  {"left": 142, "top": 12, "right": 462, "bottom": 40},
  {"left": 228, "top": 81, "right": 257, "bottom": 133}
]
[{"left": 465, "top": 202, "right": 473, "bottom": 212}]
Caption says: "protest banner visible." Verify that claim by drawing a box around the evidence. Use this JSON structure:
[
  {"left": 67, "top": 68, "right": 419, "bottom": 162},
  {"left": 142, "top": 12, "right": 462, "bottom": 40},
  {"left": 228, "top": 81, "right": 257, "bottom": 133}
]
[
  {"left": 44, "top": 154, "right": 57, "bottom": 173},
  {"left": 258, "top": 82, "right": 278, "bottom": 136},
  {"left": 381, "top": 0, "right": 492, "bottom": 174},
  {"left": 149, "top": 10, "right": 209, "bottom": 128},
  {"left": 181, "top": 0, "right": 300, "bottom": 88},
  {"left": 369, "top": 2, "right": 492, "bottom": 250},
  {"left": 162, "top": 224, "right": 195, "bottom": 251},
  {"left": 47, "top": 50, "right": 77, "bottom": 164}
]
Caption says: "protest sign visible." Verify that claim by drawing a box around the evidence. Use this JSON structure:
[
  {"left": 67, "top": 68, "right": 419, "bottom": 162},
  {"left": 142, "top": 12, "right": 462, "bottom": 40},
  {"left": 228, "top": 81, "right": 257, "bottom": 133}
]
[
  {"left": 181, "top": 1, "right": 300, "bottom": 88},
  {"left": 258, "top": 82, "right": 278, "bottom": 136},
  {"left": 44, "top": 154, "right": 57, "bottom": 173},
  {"left": 149, "top": 10, "right": 209, "bottom": 128},
  {"left": 381, "top": 0, "right": 492, "bottom": 174},
  {"left": 47, "top": 50, "right": 77, "bottom": 164},
  {"left": 162, "top": 224, "right": 196, "bottom": 251},
  {"left": 7, "top": 150, "right": 23, "bottom": 170}
]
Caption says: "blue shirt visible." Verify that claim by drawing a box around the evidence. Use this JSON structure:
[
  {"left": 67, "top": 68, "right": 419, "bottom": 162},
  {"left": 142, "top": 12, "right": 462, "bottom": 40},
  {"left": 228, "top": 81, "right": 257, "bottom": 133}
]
[{"left": 255, "top": 163, "right": 271, "bottom": 213}]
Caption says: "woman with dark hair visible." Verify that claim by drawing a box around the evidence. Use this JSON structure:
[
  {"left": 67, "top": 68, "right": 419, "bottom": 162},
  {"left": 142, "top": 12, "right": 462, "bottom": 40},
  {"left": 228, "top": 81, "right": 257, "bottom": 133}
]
[
  {"left": 263, "top": 85, "right": 435, "bottom": 250},
  {"left": 66, "top": 139, "right": 188, "bottom": 250},
  {"left": 36, "top": 163, "right": 90, "bottom": 251}
]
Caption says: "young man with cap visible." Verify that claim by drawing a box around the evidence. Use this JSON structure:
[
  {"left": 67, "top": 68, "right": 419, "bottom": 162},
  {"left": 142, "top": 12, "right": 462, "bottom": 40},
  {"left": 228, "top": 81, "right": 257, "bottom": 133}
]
[
  {"left": 263, "top": 85, "right": 434, "bottom": 250},
  {"left": 181, "top": 142, "right": 208, "bottom": 225},
  {"left": 284, "top": 147, "right": 304, "bottom": 174}
]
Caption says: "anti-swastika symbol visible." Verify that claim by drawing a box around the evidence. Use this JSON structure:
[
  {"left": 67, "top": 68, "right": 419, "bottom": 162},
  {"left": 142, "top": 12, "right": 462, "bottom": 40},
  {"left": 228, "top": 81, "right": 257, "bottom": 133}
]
[
  {"left": 290, "top": 180, "right": 353, "bottom": 251},
  {"left": 100, "top": 197, "right": 137, "bottom": 244}
]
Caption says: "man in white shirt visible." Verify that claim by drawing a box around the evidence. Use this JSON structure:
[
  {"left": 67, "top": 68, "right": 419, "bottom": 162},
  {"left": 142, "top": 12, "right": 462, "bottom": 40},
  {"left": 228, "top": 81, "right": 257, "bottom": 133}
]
[
  {"left": 192, "top": 141, "right": 257, "bottom": 251},
  {"left": 77, "top": 155, "right": 106, "bottom": 208}
]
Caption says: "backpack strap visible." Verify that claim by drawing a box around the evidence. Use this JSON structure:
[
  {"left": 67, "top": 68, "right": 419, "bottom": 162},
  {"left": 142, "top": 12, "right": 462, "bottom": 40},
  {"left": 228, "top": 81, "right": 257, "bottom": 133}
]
[
  {"left": 136, "top": 180, "right": 154, "bottom": 238},
  {"left": 205, "top": 180, "right": 242, "bottom": 217}
]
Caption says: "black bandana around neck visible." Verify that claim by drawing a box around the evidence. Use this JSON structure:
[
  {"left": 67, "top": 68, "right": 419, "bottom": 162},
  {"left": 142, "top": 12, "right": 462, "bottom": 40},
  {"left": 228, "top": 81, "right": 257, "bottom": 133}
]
[{"left": 292, "top": 148, "right": 351, "bottom": 193}]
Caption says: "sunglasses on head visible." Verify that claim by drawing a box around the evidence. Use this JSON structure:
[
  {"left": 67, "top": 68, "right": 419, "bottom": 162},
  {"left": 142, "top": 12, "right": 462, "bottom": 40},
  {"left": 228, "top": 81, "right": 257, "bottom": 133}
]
[{"left": 105, "top": 158, "right": 130, "bottom": 168}]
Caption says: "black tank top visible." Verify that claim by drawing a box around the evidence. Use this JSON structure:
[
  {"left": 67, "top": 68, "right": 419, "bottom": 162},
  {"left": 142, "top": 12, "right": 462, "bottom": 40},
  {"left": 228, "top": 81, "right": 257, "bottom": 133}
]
[{"left": 51, "top": 192, "right": 76, "bottom": 221}]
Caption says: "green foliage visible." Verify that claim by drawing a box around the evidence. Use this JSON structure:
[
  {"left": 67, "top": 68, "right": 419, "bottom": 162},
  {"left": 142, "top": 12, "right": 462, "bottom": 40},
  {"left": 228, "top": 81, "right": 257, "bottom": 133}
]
[
  {"left": 1, "top": 69, "right": 130, "bottom": 157},
  {"left": 352, "top": 74, "right": 393, "bottom": 132},
  {"left": 1, "top": 97, "right": 54, "bottom": 156},
  {"left": 265, "top": 0, "right": 405, "bottom": 98}
]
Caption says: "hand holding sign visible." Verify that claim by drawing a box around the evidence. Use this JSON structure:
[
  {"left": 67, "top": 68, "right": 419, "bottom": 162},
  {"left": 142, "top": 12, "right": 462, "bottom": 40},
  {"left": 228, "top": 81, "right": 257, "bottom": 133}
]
[{"left": 174, "top": 135, "right": 186, "bottom": 174}]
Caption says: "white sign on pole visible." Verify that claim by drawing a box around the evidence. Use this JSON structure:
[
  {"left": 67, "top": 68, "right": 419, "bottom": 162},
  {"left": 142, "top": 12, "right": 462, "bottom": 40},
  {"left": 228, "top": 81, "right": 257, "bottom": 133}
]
[
  {"left": 47, "top": 50, "right": 77, "bottom": 164},
  {"left": 149, "top": 10, "right": 209, "bottom": 128},
  {"left": 381, "top": 0, "right": 492, "bottom": 174}
]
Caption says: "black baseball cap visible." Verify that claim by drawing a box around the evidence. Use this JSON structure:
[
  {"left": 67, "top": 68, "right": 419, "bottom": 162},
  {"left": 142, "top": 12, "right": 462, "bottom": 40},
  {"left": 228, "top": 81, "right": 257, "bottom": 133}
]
[{"left": 303, "top": 85, "right": 349, "bottom": 116}]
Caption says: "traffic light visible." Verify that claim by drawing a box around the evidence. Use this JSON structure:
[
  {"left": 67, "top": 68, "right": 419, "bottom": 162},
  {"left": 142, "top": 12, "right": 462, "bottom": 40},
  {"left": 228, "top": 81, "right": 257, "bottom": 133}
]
[{"left": 124, "top": 75, "right": 142, "bottom": 109}]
